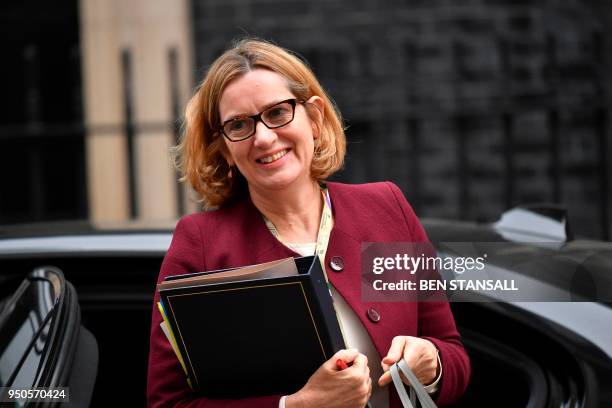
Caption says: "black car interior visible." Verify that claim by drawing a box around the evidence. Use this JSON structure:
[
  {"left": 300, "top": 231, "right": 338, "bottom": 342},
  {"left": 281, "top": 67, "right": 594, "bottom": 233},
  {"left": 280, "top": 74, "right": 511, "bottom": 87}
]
[{"left": 0, "top": 266, "right": 98, "bottom": 408}]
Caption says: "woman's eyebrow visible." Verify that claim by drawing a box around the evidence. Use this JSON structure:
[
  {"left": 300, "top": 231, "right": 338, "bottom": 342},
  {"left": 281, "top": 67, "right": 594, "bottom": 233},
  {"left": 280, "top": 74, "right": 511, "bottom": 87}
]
[
  {"left": 221, "top": 98, "right": 292, "bottom": 123},
  {"left": 261, "top": 98, "right": 291, "bottom": 111}
]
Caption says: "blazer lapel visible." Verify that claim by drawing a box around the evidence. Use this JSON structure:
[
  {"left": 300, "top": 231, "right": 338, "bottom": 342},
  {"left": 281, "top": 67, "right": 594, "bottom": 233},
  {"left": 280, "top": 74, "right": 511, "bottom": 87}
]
[{"left": 325, "top": 183, "right": 419, "bottom": 359}]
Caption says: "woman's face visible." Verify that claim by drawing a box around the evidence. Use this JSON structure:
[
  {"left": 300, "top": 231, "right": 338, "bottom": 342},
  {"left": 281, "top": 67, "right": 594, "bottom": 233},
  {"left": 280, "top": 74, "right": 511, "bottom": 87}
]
[{"left": 218, "top": 69, "right": 322, "bottom": 195}]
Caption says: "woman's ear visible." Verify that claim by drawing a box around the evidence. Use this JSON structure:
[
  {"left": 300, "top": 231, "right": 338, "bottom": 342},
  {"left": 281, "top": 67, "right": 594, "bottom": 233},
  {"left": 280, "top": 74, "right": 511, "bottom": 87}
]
[
  {"left": 220, "top": 143, "right": 235, "bottom": 167},
  {"left": 224, "top": 154, "right": 235, "bottom": 167},
  {"left": 306, "top": 96, "right": 324, "bottom": 139}
]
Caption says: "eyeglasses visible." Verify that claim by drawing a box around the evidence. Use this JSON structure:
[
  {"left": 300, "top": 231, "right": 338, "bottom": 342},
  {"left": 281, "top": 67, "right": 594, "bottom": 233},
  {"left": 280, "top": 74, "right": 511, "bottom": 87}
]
[{"left": 219, "top": 98, "right": 304, "bottom": 142}]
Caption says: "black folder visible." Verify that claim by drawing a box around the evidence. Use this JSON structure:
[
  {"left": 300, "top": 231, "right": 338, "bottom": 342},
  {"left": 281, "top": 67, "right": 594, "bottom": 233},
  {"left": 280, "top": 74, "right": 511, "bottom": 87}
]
[{"left": 158, "top": 255, "right": 345, "bottom": 398}]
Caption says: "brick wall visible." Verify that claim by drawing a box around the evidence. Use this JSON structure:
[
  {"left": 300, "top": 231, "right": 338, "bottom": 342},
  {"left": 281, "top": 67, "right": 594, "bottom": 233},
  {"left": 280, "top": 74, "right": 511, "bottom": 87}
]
[{"left": 191, "top": 0, "right": 610, "bottom": 239}]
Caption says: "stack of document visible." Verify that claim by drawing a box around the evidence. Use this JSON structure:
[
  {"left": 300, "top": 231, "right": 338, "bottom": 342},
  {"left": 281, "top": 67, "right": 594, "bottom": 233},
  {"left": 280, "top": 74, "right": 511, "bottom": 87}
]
[{"left": 157, "top": 255, "right": 345, "bottom": 398}]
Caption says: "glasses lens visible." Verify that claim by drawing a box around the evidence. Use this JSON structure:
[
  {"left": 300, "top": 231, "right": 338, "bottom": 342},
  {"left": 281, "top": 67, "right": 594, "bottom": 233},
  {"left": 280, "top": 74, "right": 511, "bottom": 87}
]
[
  {"left": 261, "top": 101, "right": 295, "bottom": 128},
  {"left": 223, "top": 118, "right": 254, "bottom": 140}
]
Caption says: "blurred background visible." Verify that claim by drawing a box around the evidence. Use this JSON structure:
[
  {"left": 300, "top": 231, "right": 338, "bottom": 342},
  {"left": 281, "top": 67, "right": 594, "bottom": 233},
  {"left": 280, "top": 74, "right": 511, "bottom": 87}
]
[{"left": 1, "top": 0, "right": 611, "bottom": 240}]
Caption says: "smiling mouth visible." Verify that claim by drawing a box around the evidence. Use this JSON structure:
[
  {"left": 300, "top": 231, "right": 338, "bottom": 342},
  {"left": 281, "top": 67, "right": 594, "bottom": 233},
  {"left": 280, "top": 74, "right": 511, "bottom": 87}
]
[{"left": 256, "top": 149, "right": 290, "bottom": 164}]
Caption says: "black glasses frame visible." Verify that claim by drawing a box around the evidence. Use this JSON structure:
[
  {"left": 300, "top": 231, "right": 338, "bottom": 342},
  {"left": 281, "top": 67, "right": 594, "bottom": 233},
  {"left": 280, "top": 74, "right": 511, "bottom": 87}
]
[{"left": 219, "top": 98, "right": 304, "bottom": 142}]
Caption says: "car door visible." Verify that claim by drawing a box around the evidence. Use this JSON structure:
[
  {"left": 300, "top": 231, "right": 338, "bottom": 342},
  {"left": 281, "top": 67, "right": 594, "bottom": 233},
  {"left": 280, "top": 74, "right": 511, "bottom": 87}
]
[{"left": 0, "top": 266, "right": 98, "bottom": 408}]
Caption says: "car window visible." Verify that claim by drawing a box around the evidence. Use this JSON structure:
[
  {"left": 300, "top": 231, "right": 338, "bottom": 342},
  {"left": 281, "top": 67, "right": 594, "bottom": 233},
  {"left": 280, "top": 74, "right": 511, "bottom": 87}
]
[{"left": 0, "top": 278, "right": 55, "bottom": 388}]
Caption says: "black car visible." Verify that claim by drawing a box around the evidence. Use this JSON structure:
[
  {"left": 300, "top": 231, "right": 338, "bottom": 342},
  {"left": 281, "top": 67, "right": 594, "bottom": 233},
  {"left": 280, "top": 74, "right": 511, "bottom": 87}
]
[{"left": 0, "top": 208, "right": 610, "bottom": 407}]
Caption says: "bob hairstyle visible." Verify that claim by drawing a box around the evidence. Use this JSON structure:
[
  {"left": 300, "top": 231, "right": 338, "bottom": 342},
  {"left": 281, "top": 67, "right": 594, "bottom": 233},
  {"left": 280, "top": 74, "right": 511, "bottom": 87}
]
[{"left": 175, "top": 38, "right": 346, "bottom": 208}]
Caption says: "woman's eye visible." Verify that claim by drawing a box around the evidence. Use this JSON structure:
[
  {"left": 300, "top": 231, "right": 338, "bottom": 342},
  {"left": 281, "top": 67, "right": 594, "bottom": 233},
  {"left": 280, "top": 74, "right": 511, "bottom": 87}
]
[
  {"left": 267, "top": 107, "right": 288, "bottom": 118},
  {"left": 229, "top": 120, "right": 247, "bottom": 131}
]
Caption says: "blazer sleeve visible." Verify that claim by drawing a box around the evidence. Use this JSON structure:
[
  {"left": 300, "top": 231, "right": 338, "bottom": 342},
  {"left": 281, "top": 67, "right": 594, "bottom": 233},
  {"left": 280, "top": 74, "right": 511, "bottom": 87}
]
[
  {"left": 147, "top": 216, "right": 282, "bottom": 408},
  {"left": 386, "top": 182, "right": 471, "bottom": 406}
]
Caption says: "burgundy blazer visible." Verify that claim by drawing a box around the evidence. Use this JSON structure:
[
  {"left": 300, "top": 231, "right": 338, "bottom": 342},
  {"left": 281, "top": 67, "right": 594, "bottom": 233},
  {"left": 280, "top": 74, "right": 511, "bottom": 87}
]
[{"left": 147, "top": 181, "right": 471, "bottom": 407}]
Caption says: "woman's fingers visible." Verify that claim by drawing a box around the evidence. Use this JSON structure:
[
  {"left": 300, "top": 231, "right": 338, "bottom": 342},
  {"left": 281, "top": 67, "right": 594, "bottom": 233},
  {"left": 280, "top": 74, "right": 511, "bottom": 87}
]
[
  {"left": 327, "top": 348, "right": 360, "bottom": 370},
  {"left": 352, "top": 352, "right": 369, "bottom": 372},
  {"left": 381, "top": 336, "right": 407, "bottom": 367},
  {"left": 378, "top": 371, "right": 392, "bottom": 386},
  {"left": 362, "top": 376, "right": 373, "bottom": 406},
  {"left": 379, "top": 336, "right": 407, "bottom": 386},
  {"left": 401, "top": 337, "right": 421, "bottom": 369},
  {"left": 379, "top": 336, "right": 437, "bottom": 387}
]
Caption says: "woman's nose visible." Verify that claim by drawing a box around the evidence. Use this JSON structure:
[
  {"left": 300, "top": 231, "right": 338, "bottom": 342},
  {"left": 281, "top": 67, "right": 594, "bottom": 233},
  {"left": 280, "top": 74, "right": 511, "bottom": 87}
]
[{"left": 252, "top": 121, "right": 277, "bottom": 148}]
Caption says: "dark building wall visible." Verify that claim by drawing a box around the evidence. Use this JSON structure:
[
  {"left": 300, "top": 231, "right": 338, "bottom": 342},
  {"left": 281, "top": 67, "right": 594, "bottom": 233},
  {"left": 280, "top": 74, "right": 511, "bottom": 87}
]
[
  {"left": 0, "top": 0, "right": 86, "bottom": 224},
  {"left": 191, "top": 0, "right": 610, "bottom": 239}
]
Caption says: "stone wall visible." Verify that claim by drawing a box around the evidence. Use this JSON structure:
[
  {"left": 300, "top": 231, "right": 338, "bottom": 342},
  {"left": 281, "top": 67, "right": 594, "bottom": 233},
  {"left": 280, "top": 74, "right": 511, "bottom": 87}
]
[{"left": 191, "top": 0, "right": 611, "bottom": 239}]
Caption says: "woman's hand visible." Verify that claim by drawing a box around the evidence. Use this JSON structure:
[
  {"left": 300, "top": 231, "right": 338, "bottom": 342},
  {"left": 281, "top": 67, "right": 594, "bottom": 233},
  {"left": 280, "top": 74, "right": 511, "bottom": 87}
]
[
  {"left": 285, "top": 349, "right": 371, "bottom": 408},
  {"left": 378, "top": 336, "right": 439, "bottom": 387}
]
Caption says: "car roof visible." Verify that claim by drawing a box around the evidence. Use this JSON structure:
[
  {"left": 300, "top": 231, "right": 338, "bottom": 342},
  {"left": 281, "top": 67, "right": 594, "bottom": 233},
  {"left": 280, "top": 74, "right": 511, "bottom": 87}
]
[{"left": 0, "top": 220, "right": 176, "bottom": 257}]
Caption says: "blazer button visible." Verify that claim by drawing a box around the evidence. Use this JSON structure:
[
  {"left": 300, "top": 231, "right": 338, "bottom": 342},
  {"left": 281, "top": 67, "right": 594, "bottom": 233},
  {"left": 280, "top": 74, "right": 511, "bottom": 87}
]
[
  {"left": 329, "top": 256, "right": 344, "bottom": 272},
  {"left": 367, "top": 307, "right": 381, "bottom": 323}
]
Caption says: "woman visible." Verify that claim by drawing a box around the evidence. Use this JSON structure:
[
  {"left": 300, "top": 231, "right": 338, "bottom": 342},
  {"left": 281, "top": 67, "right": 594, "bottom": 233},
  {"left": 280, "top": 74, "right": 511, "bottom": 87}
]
[{"left": 148, "top": 38, "right": 470, "bottom": 408}]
